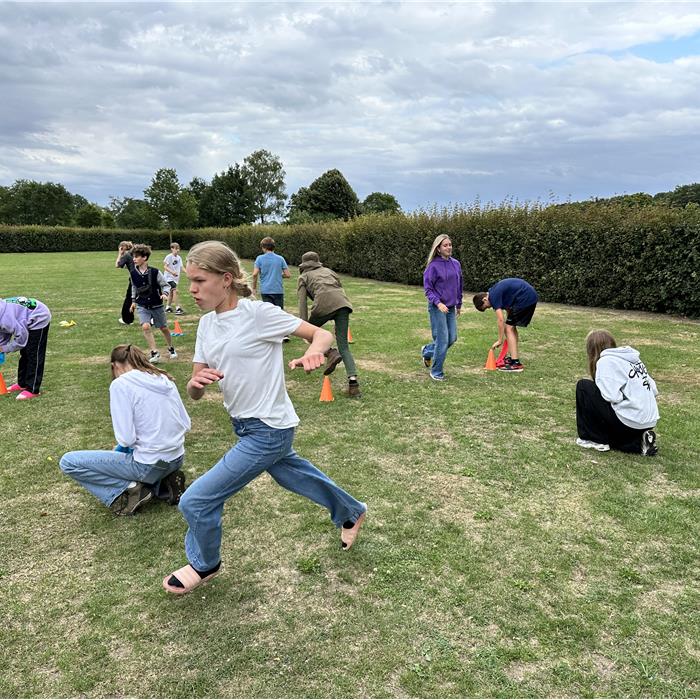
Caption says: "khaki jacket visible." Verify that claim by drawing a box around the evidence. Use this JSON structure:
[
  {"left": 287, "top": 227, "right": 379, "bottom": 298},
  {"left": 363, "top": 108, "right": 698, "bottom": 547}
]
[{"left": 297, "top": 263, "right": 353, "bottom": 322}]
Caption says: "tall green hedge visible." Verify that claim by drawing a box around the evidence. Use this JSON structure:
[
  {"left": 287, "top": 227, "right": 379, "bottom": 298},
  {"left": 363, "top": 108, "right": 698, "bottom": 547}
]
[{"left": 1, "top": 203, "right": 698, "bottom": 317}]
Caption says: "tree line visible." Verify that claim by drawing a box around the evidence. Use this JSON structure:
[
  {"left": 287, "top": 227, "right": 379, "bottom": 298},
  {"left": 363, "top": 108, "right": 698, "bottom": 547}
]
[{"left": 0, "top": 149, "right": 401, "bottom": 229}]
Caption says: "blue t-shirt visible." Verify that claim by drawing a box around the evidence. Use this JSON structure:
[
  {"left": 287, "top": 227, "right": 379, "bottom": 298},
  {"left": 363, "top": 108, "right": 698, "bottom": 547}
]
[
  {"left": 488, "top": 278, "right": 538, "bottom": 311},
  {"left": 254, "top": 252, "right": 288, "bottom": 295}
]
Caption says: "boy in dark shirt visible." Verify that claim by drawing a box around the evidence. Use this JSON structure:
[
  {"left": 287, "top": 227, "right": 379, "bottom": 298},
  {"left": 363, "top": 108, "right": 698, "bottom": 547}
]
[
  {"left": 473, "top": 278, "right": 538, "bottom": 372},
  {"left": 129, "top": 244, "right": 177, "bottom": 364}
]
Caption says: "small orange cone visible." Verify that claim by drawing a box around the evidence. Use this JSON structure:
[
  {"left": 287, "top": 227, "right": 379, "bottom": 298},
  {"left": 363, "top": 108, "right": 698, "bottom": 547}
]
[
  {"left": 347, "top": 327, "right": 354, "bottom": 343},
  {"left": 0, "top": 372, "right": 7, "bottom": 395},
  {"left": 319, "top": 375, "right": 334, "bottom": 402},
  {"left": 172, "top": 319, "right": 183, "bottom": 336},
  {"left": 484, "top": 349, "right": 497, "bottom": 370}
]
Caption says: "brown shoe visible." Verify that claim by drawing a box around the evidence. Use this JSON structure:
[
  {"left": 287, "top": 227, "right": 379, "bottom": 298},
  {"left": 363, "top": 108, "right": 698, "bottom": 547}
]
[
  {"left": 323, "top": 347, "right": 343, "bottom": 376},
  {"left": 347, "top": 380, "right": 361, "bottom": 398},
  {"left": 341, "top": 506, "right": 367, "bottom": 550},
  {"left": 161, "top": 469, "right": 186, "bottom": 505},
  {"left": 110, "top": 483, "right": 152, "bottom": 516}
]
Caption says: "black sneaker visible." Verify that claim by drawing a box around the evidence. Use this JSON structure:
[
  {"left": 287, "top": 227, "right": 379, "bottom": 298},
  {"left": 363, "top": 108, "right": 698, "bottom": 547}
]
[
  {"left": 641, "top": 430, "right": 658, "bottom": 456},
  {"left": 499, "top": 359, "right": 524, "bottom": 372},
  {"left": 160, "top": 470, "right": 186, "bottom": 505},
  {"left": 324, "top": 348, "right": 343, "bottom": 375},
  {"left": 150, "top": 350, "right": 161, "bottom": 364},
  {"left": 165, "top": 306, "right": 173, "bottom": 313},
  {"left": 110, "top": 483, "right": 153, "bottom": 515},
  {"left": 174, "top": 307, "right": 184, "bottom": 315}
]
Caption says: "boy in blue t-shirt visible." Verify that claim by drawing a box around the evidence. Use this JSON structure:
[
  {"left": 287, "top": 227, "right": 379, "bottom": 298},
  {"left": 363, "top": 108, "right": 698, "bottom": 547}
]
[
  {"left": 252, "top": 236, "right": 291, "bottom": 308},
  {"left": 473, "top": 278, "right": 538, "bottom": 372}
]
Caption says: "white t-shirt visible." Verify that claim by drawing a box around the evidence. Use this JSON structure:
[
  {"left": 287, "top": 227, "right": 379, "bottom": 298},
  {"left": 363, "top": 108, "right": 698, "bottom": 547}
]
[
  {"left": 163, "top": 253, "right": 183, "bottom": 283},
  {"left": 193, "top": 298, "right": 302, "bottom": 429}
]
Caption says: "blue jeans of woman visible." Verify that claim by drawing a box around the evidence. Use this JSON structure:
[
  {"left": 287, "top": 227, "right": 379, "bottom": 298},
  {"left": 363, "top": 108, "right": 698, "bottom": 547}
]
[
  {"left": 59, "top": 450, "right": 184, "bottom": 506},
  {"left": 423, "top": 303, "right": 458, "bottom": 377},
  {"left": 178, "top": 417, "right": 366, "bottom": 571}
]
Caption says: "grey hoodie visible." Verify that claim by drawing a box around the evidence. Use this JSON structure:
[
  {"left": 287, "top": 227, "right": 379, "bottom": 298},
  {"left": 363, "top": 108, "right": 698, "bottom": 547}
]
[
  {"left": 109, "top": 369, "right": 191, "bottom": 463},
  {"left": 596, "top": 346, "right": 659, "bottom": 429}
]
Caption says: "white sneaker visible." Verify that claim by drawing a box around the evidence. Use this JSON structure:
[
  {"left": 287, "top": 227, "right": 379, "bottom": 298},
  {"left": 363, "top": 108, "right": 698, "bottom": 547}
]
[
  {"left": 168, "top": 347, "right": 178, "bottom": 359},
  {"left": 576, "top": 437, "right": 610, "bottom": 452},
  {"left": 149, "top": 350, "right": 161, "bottom": 364}
]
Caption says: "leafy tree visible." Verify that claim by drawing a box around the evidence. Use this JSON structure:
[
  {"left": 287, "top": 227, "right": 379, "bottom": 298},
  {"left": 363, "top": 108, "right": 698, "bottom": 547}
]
[
  {"left": 2, "top": 180, "right": 74, "bottom": 225},
  {"left": 110, "top": 197, "right": 161, "bottom": 229},
  {"left": 0, "top": 186, "right": 10, "bottom": 223},
  {"left": 242, "top": 149, "right": 287, "bottom": 223},
  {"left": 287, "top": 169, "right": 359, "bottom": 221},
  {"left": 169, "top": 189, "right": 198, "bottom": 229},
  {"left": 144, "top": 168, "right": 182, "bottom": 228},
  {"left": 100, "top": 209, "right": 116, "bottom": 228},
  {"left": 361, "top": 192, "right": 401, "bottom": 215},
  {"left": 187, "top": 176, "right": 208, "bottom": 204},
  {"left": 75, "top": 203, "right": 103, "bottom": 227},
  {"left": 198, "top": 164, "right": 255, "bottom": 228},
  {"left": 659, "top": 183, "right": 700, "bottom": 207}
]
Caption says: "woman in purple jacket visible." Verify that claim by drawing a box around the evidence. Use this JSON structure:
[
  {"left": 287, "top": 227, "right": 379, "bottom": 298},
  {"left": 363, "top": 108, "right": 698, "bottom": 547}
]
[
  {"left": 0, "top": 296, "right": 51, "bottom": 399},
  {"left": 421, "top": 235, "right": 463, "bottom": 381}
]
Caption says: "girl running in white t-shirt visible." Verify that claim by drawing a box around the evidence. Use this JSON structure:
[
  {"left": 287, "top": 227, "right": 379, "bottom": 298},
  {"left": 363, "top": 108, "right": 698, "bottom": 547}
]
[{"left": 163, "top": 241, "right": 367, "bottom": 595}]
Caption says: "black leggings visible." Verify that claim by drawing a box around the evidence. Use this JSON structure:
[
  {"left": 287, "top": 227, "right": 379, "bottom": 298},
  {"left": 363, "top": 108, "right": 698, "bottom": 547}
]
[
  {"left": 576, "top": 379, "right": 646, "bottom": 453},
  {"left": 18, "top": 324, "right": 50, "bottom": 394}
]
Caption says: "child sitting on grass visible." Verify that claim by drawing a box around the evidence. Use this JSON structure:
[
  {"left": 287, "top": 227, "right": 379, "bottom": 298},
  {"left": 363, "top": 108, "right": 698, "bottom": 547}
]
[
  {"left": 576, "top": 329, "right": 659, "bottom": 455},
  {"left": 0, "top": 295, "right": 51, "bottom": 400},
  {"left": 129, "top": 244, "right": 177, "bottom": 364},
  {"left": 59, "top": 344, "right": 191, "bottom": 515}
]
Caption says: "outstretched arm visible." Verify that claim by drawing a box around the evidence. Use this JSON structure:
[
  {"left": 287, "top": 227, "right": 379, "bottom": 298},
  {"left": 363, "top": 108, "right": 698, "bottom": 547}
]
[{"left": 288, "top": 322, "right": 333, "bottom": 372}]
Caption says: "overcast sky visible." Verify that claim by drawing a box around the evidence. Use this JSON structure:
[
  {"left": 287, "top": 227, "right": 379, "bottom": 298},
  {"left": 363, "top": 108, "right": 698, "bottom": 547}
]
[{"left": 2, "top": 1, "right": 700, "bottom": 212}]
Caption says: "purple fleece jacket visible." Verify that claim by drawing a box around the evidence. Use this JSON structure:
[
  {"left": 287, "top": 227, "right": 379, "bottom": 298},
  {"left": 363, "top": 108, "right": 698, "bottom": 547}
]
[
  {"left": 0, "top": 297, "right": 52, "bottom": 353},
  {"left": 423, "top": 257, "right": 463, "bottom": 308}
]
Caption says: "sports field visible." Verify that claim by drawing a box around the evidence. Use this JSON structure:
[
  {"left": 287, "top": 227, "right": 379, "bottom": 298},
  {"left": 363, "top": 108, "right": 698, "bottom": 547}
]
[{"left": 1, "top": 250, "right": 698, "bottom": 698}]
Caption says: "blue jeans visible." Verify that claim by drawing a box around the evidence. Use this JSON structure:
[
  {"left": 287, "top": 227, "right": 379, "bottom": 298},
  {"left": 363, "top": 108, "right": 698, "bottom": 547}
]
[
  {"left": 423, "top": 303, "right": 458, "bottom": 377},
  {"left": 59, "top": 450, "right": 184, "bottom": 506},
  {"left": 179, "top": 417, "right": 366, "bottom": 570}
]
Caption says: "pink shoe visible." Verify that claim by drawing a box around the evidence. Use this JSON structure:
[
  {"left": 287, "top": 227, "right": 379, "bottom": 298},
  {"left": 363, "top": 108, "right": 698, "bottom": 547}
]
[
  {"left": 16, "top": 390, "right": 40, "bottom": 400},
  {"left": 7, "top": 384, "right": 22, "bottom": 392}
]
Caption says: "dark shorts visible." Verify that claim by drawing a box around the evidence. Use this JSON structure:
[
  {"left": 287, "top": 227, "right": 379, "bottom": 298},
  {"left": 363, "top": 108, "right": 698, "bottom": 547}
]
[
  {"left": 262, "top": 293, "right": 284, "bottom": 309},
  {"left": 167, "top": 280, "right": 177, "bottom": 290},
  {"left": 136, "top": 304, "right": 167, "bottom": 328},
  {"left": 506, "top": 303, "right": 537, "bottom": 327}
]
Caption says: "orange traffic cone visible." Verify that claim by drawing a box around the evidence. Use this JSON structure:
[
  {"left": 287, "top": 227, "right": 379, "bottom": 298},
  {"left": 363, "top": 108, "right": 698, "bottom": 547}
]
[
  {"left": 172, "top": 319, "right": 183, "bottom": 336},
  {"left": 319, "top": 375, "right": 334, "bottom": 402},
  {"left": 495, "top": 340, "right": 509, "bottom": 368},
  {"left": 484, "top": 349, "right": 497, "bottom": 371},
  {"left": 0, "top": 372, "right": 7, "bottom": 395},
  {"left": 347, "top": 327, "right": 354, "bottom": 343}
]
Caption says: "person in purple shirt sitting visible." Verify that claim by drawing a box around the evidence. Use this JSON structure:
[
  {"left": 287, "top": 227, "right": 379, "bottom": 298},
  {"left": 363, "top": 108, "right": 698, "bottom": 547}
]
[
  {"left": 0, "top": 296, "right": 52, "bottom": 399},
  {"left": 472, "top": 277, "right": 538, "bottom": 372},
  {"left": 421, "top": 234, "right": 463, "bottom": 381}
]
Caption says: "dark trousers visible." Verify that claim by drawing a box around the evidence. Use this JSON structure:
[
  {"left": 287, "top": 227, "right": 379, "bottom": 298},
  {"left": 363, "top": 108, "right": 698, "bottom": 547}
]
[
  {"left": 261, "top": 293, "right": 284, "bottom": 309},
  {"left": 121, "top": 283, "right": 134, "bottom": 324},
  {"left": 309, "top": 307, "right": 357, "bottom": 377},
  {"left": 18, "top": 324, "right": 50, "bottom": 394},
  {"left": 576, "top": 378, "right": 644, "bottom": 453}
]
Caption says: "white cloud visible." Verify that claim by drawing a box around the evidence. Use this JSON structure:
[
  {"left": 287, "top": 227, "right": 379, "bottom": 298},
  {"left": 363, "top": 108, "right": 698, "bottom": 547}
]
[{"left": 1, "top": 1, "right": 700, "bottom": 209}]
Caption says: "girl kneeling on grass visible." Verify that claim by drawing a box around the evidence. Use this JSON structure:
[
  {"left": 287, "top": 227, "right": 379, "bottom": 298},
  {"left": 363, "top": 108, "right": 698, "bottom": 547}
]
[
  {"left": 576, "top": 330, "right": 659, "bottom": 456},
  {"left": 163, "top": 240, "right": 367, "bottom": 595},
  {"left": 59, "top": 344, "right": 191, "bottom": 515}
]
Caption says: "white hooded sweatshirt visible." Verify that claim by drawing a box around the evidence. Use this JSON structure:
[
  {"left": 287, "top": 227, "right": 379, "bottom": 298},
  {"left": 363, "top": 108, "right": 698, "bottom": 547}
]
[
  {"left": 596, "top": 346, "right": 659, "bottom": 429},
  {"left": 109, "top": 369, "right": 191, "bottom": 464}
]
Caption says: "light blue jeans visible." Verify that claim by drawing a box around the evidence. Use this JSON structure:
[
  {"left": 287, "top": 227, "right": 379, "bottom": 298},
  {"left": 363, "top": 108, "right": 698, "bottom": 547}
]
[
  {"left": 59, "top": 450, "right": 184, "bottom": 506},
  {"left": 423, "top": 303, "right": 458, "bottom": 377},
  {"left": 179, "top": 417, "right": 366, "bottom": 570}
]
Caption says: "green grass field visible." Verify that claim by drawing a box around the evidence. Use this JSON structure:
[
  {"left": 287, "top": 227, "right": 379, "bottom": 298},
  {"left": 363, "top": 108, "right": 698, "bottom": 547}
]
[{"left": 1, "top": 250, "right": 698, "bottom": 698}]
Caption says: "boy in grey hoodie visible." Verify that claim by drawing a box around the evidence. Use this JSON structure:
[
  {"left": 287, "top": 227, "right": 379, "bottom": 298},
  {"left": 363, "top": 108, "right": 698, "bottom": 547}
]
[{"left": 576, "top": 330, "right": 659, "bottom": 455}]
